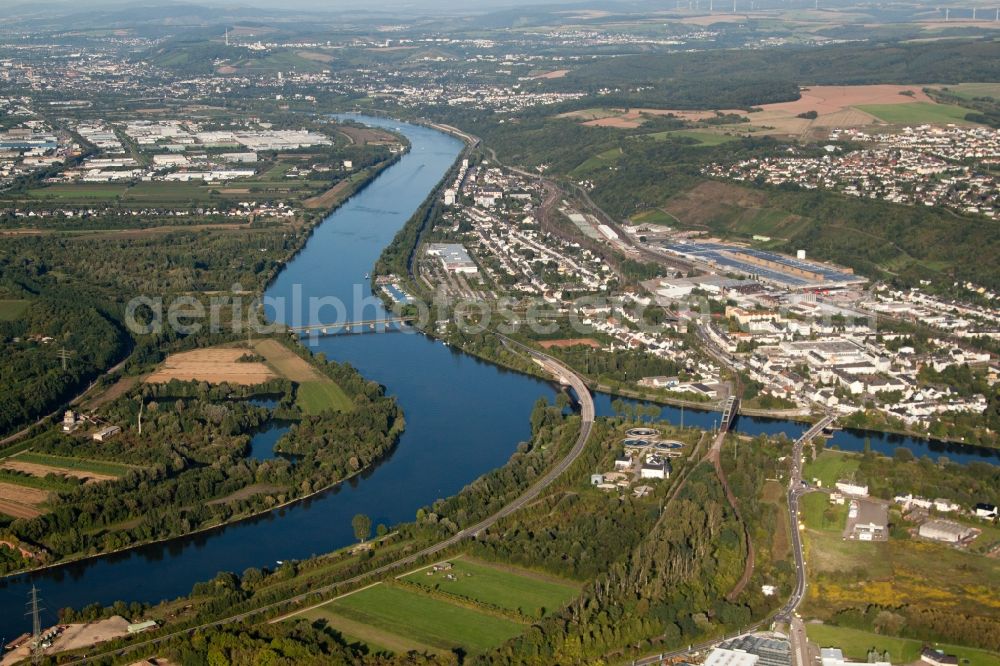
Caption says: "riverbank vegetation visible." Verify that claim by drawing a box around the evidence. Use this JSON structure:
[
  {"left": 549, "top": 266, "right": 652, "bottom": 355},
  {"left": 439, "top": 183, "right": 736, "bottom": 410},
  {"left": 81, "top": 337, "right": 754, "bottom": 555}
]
[{"left": 0, "top": 336, "right": 404, "bottom": 575}]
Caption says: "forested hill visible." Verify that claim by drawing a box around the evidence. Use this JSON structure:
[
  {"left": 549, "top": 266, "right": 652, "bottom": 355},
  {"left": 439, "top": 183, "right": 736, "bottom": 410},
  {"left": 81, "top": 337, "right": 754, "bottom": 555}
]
[{"left": 543, "top": 39, "right": 1000, "bottom": 108}]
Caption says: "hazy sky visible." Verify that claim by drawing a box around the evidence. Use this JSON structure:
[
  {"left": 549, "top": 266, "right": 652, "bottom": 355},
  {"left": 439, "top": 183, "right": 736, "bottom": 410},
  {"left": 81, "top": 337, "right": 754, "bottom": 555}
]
[{"left": 0, "top": 0, "right": 586, "bottom": 10}]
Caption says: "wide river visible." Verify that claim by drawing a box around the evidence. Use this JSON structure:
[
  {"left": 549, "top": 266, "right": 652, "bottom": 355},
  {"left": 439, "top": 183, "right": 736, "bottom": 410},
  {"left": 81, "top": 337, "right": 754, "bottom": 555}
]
[{"left": 0, "top": 116, "right": 996, "bottom": 635}]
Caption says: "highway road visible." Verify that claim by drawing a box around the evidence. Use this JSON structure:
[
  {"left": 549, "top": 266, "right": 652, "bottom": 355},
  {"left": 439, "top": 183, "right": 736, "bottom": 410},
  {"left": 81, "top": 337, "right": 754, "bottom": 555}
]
[{"left": 60, "top": 336, "right": 596, "bottom": 664}]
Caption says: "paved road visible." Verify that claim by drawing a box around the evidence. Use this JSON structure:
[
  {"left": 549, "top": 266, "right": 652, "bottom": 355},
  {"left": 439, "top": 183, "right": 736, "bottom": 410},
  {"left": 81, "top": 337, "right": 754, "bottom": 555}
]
[
  {"left": 60, "top": 337, "right": 595, "bottom": 664},
  {"left": 776, "top": 415, "right": 834, "bottom": 623},
  {"left": 777, "top": 415, "right": 834, "bottom": 666},
  {"left": 629, "top": 414, "right": 835, "bottom": 666}
]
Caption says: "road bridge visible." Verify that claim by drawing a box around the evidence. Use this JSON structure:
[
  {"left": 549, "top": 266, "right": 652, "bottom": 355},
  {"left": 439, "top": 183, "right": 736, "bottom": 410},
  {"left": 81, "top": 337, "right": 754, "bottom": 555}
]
[{"left": 287, "top": 316, "right": 414, "bottom": 336}]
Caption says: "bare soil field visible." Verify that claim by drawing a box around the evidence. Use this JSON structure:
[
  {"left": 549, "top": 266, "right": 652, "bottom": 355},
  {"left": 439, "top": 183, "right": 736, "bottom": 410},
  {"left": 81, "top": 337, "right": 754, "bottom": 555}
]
[
  {"left": 296, "top": 50, "right": 335, "bottom": 63},
  {"left": 253, "top": 339, "right": 325, "bottom": 382},
  {"left": 1, "top": 460, "right": 117, "bottom": 483},
  {"left": 0, "top": 499, "right": 42, "bottom": 519},
  {"left": 538, "top": 338, "right": 603, "bottom": 349},
  {"left": 574, "top": 107, "right": 743, "bottom": 128},
  {"left": 570, "top": 86, "right": 938, "bottom": 137},
  {"left": 760, "top": 84, "right": 931, "bottom": 116},
  {"left": 49, "top": 616, "right": 131, "bottom": 653},
  {"left": 145, "top": 347, "right": 277, "bottom": 385},
  {"left": 745, "top": 85, "right": 931, "bottom": 136},
  {"left": 337, "top": 125, "right": 398, "bottom": 145},
  {"left": 557, "top": 108, "right": 623, "bottom": 121},
  {"left": 531, "top": 69, "right": 570, "bottom": 79},
  {"left": 0, "top": 482, "right": 49, "bottom": 518},
  {"left": 80, "top": 375, "right": 140, "bottom": 411},
  {"left": 583, "top": 115, "right": 645, "bottom": 129},
  {"left": 303, "top": 178, "right": 353, "bottom": 209}
]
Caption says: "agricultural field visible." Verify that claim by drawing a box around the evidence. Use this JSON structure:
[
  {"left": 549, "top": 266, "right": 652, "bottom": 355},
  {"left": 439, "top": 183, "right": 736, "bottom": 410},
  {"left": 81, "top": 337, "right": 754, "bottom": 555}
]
[
  {"left": 0, "top": 299, "right": 30, "bottom": 321},
  {"left": 145, "top": 347, "right": 278, "bottom": 385},
  {"left": 805, "top": 624, "right": 1000, "bottom": 666},
  {"left": 23, "top": 183, "right": 128, "bottom": 201},
  {"left": 645, "top": 129, "right": 740, "bottom": 146},
  {"left": 403, "top": 557, "right": 581, "bottom": 619},
  {"left": 11, "top": 452, "right": 130, "bottom": 478},
  {"left": 931, "top": 83, "right": 1000, "bottom": 100},
  {"left": 145, "top": 340, "right": 352, "bottom": 413},
  {"left": 857, "top": 101, "right": 978, "bottom": 125},
  {"left": 296, "top": 381, "right": 352, "bottom": 415},
  {"left": 298, "top": 582, "right": 525, "bottom": 655},
  {"left": 303, "top": 171, "right": 369, "bottom": 210},
  {"left": 556, "top": 86, "right": 966, "bottom": 139},
  {"left": 0, "top": 457, "right": 117, "bottom": 483},
  {"left": 336, "top": 125, "right": 399, "bottom": 146},
  {"left": 252, "top": 339, "right": 352, "bottom": 414},
  {"left": 0, "top": 481, "right": 49, "bottom": 518}
]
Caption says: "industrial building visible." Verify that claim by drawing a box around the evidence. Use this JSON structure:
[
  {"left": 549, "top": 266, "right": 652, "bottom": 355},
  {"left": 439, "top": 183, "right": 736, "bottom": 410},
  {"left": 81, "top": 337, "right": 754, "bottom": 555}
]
[
  {"left": 849, "top": 500, "right": 888, "bottom": 541},
  {"left": 704, "top": 647, "right": 760, "bottom": 666},
  {"left": 426, "top": 243, "right": 478, "bottom": 274},
  {"left": 918, "top": 519, "right": 976, "bottom": 544},
  {"left": 718, "top": 635, "right": 791, "bottom": 666},
  {"left": 664, "top": 241, "right": 867, "bottom": 290}
]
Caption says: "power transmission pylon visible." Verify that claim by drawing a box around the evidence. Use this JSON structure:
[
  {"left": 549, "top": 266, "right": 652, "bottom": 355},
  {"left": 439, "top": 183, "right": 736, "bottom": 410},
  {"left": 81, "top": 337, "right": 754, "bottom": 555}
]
[
  {"left": 26, "top": 585, "right": 43, "bottom": 665},
  {"left": 56, "top": 347, "right": 73, "bottom": 371}
]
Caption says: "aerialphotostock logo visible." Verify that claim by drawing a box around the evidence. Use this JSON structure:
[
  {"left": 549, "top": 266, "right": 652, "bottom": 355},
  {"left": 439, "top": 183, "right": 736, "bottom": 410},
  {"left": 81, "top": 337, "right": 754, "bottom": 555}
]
[{"left": 124, "top": 283, "right": 878, "bottom": 343}]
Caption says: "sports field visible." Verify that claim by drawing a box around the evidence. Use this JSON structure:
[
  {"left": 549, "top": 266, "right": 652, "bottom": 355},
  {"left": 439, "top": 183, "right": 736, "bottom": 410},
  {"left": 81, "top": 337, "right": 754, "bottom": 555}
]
[
  {"left": 404, "top": 557, "right": 580, "bottom": 619},
  {"left": 300, "top": 583, "right": 524, "bottom": 654},
  {"left": 857, "top": 101, "right": 977, "bottom": 125}
]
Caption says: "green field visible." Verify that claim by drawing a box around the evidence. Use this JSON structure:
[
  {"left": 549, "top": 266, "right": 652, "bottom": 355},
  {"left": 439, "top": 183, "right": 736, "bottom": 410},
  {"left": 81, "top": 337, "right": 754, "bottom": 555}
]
[
  {"left": 14, "top": 452, "right": 130, "bottom": 477},
  {"left": 646, "top": 129, "right": 740, "bottom": 145},
  {"left": 857, "top": 102, "right": 977, "bottom": 125},
  {"left": 570, "top": 147, "right": 625, "bottom": 176},
  {"left": 931, "top": 83, "right": 1000, "bottom": 101},
  {"left": 800, "top": 492, "right": 847, "bottom": 532},
  {"left": 301, "top": 583, "right": 524, "bottom": 654},
  {"left": 806, "top": 624, "right": 1000, "bottom": 666},
  {"left": 804, "top": 449, "right": 860, "bottom": 489},
  {"left": 404, "top": 558, "right": 580, "bottom": 619},
  {"left": 25, "top": 184, "right": 127, "bottom": 200},
  {"left": 631, "top": 208, "right": 677, "bottom": 225},
  {"left": 0, "top": 299, "right": 30, "bottom": 321},
  {"left": 296, "top": 380, "right": 353, "bottom": 415}
]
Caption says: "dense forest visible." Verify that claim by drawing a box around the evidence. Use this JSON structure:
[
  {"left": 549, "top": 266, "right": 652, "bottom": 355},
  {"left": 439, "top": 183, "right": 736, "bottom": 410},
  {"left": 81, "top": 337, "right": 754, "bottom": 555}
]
[{"left": 543, "top": 39, "right": 1000, "bottom": 109}]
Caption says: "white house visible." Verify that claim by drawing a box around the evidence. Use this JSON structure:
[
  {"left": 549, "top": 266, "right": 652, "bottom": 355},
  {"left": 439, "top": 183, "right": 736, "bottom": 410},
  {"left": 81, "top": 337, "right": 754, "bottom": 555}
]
[{"left": 835, "top": 481, "right": 869, "bottom": 497}]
